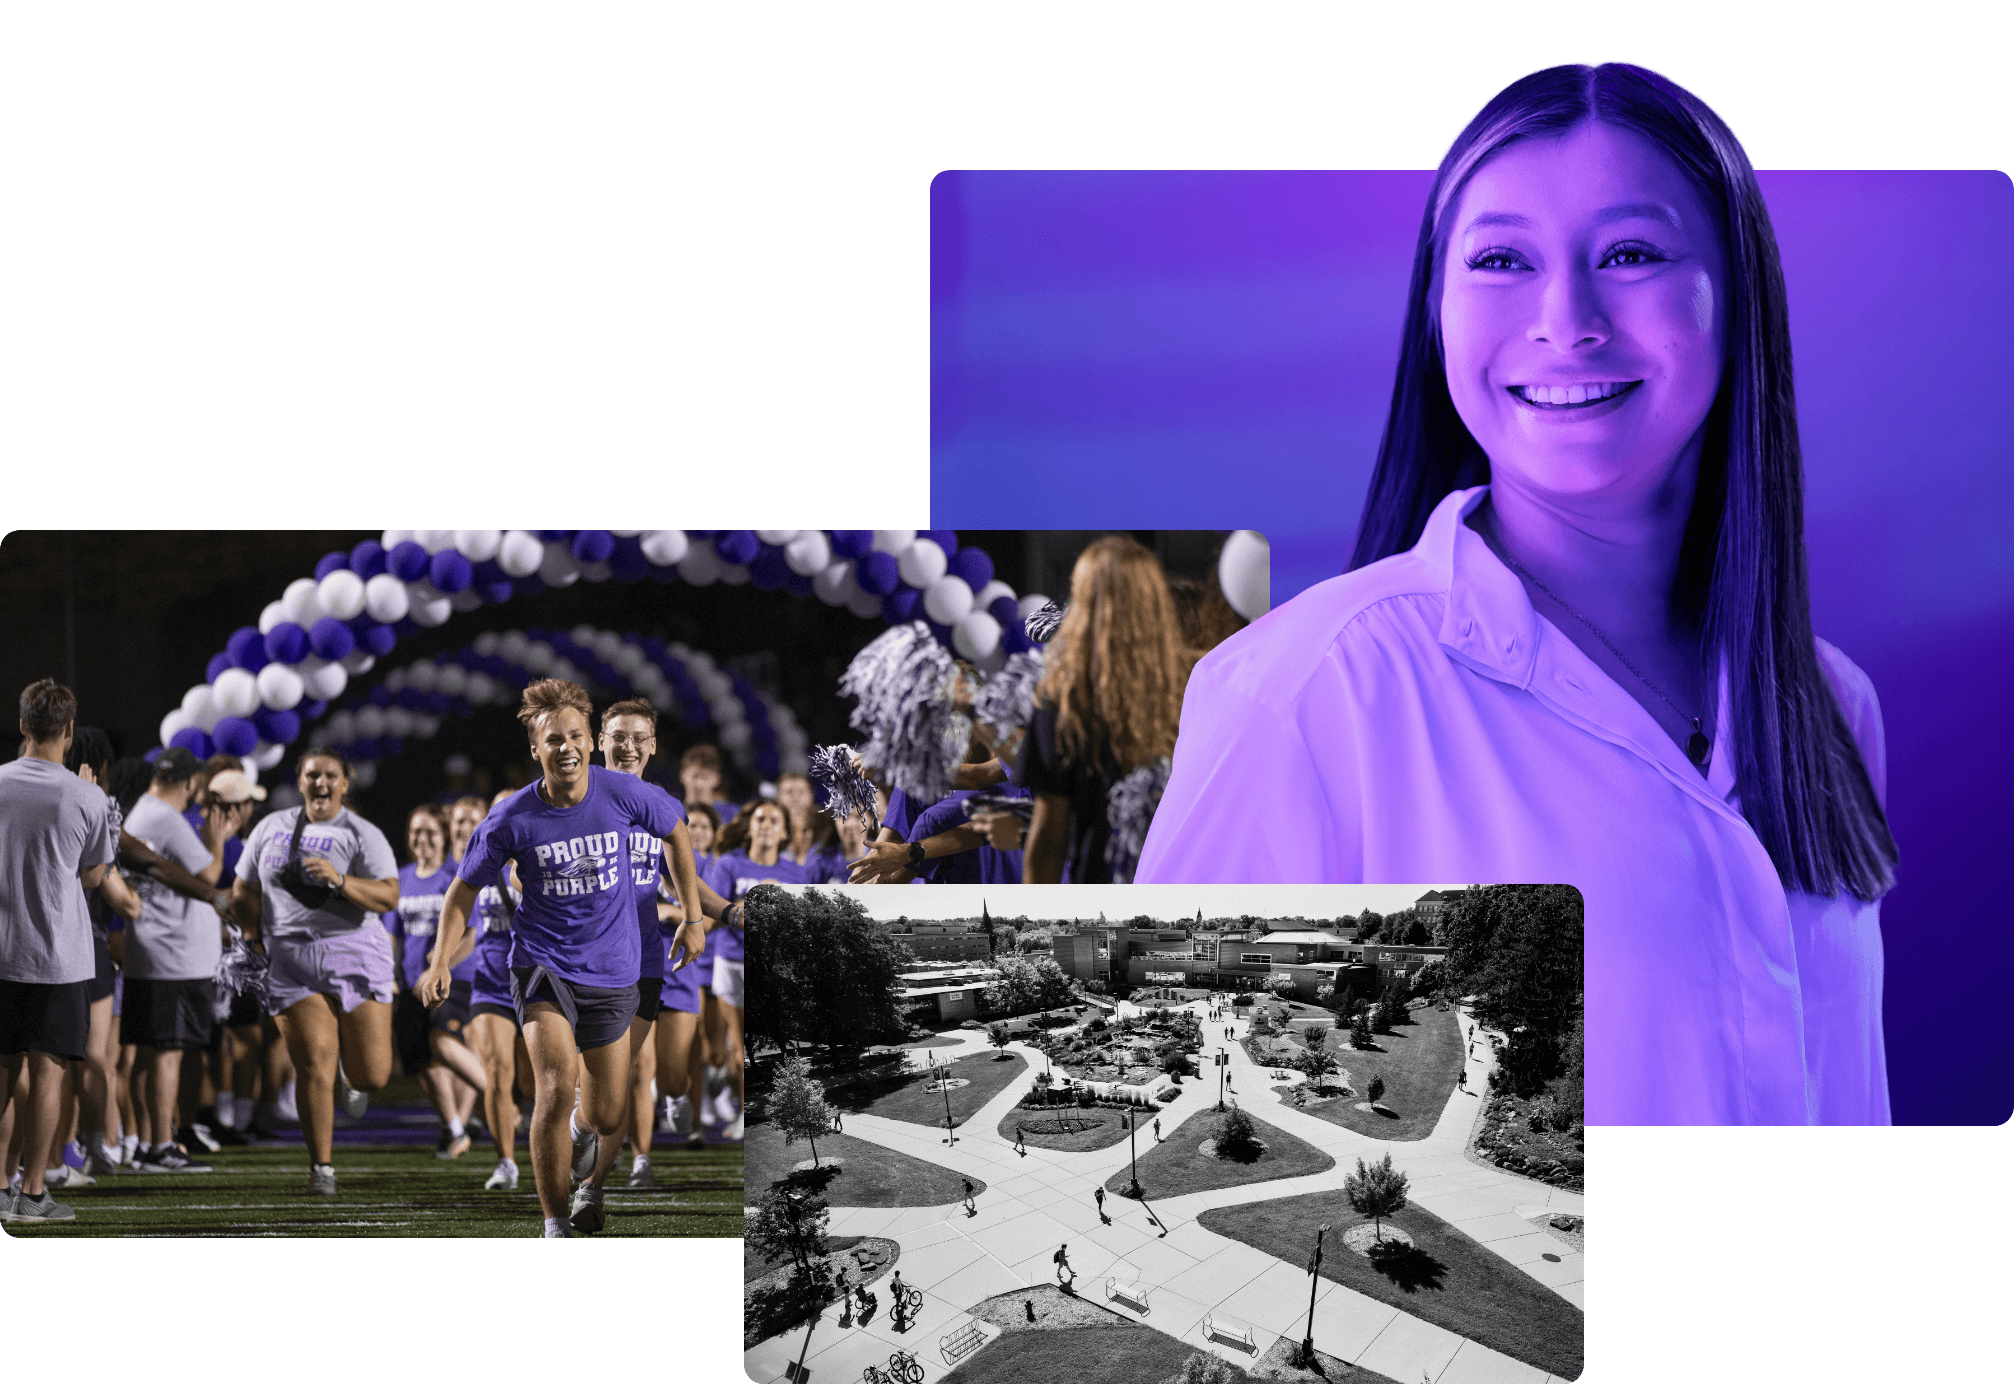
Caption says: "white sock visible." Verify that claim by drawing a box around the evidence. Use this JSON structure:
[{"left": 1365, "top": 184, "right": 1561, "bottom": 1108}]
[
  {"left": 632, "top": 1154, "right": 650, "bottom": 1169},
  {"left": 121, "top": 1134, "right": 139, "bottom": 1157},
  {"left": 448, "top": 1118, "right": 465, "bottom": 1137},
  {"left": 544, "top": 1216, "right": 565, "bottom": 1235},
  {"left": 499, "top": 1157, "right": 517, "bottom": 1171},
  {"left": 568, "top": 1110, "right": 583, "bottom": 1143}
]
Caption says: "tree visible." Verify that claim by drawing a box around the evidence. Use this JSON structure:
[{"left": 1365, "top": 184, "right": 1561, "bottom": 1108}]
[
  {"left": 1355, "top": 910, "right": 1384, "bottom": 942},
  {"left": 1217, "top": 1104, "right": 1262, "bottom": 1160},
  {"left": 1370, "top": 1000, "right": 1394, "bottom": 1035},
  {"left": 1344, "top": 1153, "right": 1409, "bottom": 1241},
  {"left": 747, "top": 1186, "right": 831, "bottom": 1273},
  {"left": 1403, "top": 917, "right": 1432, "bottom": 945},
  {"left": 1409, "top": 958, "right": 1448, "bottom": 997},
  {"left": 1367, "top": 1075, "right": 1385, "bottom": 1106},
  {"left": 1440, "top": 885, "right": 1583, "bottom": 1041},
  {"left": 1161, "top": 1048, "right": 1187, "bottom": 1079},
  {"left": 1170, "top": 1352, "right": 1239, "bottom": 1384},
  {"left": 1350, "top": 1009, "right": 1374, "bottom": 1049},
  {"left": 987, "top": 1021, "right": 1010, "bottom": 1056},
  {"left": 1265, "top": 972, "right": 1297, "bottom": 997},
  {"left": 769, "top": 1055, "right": 835, "bottom": 1168},
  {"left": 1296, "top": 1045, "right": 1336, "bottom": 1080},
  {"left": 745, "top": 887, "right": 912, "bottom": 1054},
  {"left": 1380, "top": 974, "right": 1412, "bottom": 1024},
  {"left": 983, "top": 955, "right": 1077, "bottom": 1017}
]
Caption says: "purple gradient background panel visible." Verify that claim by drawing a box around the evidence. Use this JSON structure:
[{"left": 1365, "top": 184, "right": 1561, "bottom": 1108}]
[{"left": 931, "top": 170, "right": 2014, "bottom": 1125}]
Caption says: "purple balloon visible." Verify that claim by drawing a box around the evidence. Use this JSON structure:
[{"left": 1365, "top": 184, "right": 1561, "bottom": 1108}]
[
  {"left": 429, "top": 549, "right": 473, "bottom": 594},
  {"left": 212, "top": 717, "right": 259, "bottom": 757},
  {"left": 948, "top": 546, "right": 994, "bottom": 590},
  {"left": 855, "top": 550, "right": 900, "bottom": 595},
  {"left": 609, "top": 535, "right": 648, "bottom": 582},
  {"left": 570, "top": 530, "right": 615, "bottom": 564},
  {"left": 382, "top": 736, "right": 406, "bottom": 759},
  {"left": 715, "top": 530, "right": 761, "bottom": 566},
  {"left": 424, "top": 691, "right": 451, "bottom": 715},
  {"left": 926, "top": 619, "right": 956, "bottom": 647},
  {"left": 388, "top": 540, "right": 430, "bottom": 582},
  {"left": 750, "top": 546, "right": 792, "bottom": 590},
  {"left": 170, "top": 727, "right": 214, "bottom": 760},
  {"left": 309, "top": 617, "right": 356, "bottom": 662},
  {"left": 350, "top": 539, "right": 387, "bottom": 579},
  {"left": 881, "top": 589, "right": 922, "bottom": 623},
  {"left": 923, "top": 528, "right": 960, "bottom": 558},
  {"left": 206, "top": 652, "right": 234, "bottom": 683},
  {"left": 829, "top": 530, "right": 872, "bottom": 560},
  {"left": 752, "top": 723, "right": 777, "bottom": 749},
  {"left": 390, "top": 686, "right": 416, "bottom": 708},
  {"left": 143, "top": 746, "right": 164, "bottom": 764},
  {"left": 474, "top": 580, "right": 511, "bottom": 604},
  {"left": 989, "top": 595, "right": 1021, "bottom": 628},
  {"left": 252, "top": 707, "right": 301, "bottom": 744},
  {"left": 536, "top": 530, "right": 573, "bottom": 543},
  {"left": 227, "top": 625, "right": 270, "bottom": 673},
  {"left": 351, "top": 737, "right": 381, "bottom": 761},
  {"left": 756, "top": 748, "right": 781, "bottom": 778},
  {"left": 299, "top": 699, "right": 328, "bottom": 721},
  {"left": 315, "top": 551, "right": 350, "bottom": 580},
  {"left": 264, "top": 622, "right": 308, "bottom": 665},
  {"left": 353, "top": 621, "right": 397, "bottom": 657}
]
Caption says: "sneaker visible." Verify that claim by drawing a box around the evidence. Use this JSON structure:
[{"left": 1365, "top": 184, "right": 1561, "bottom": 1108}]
[
  {"left": 568, "top": 1182, "right": 606, "bottom": 1235},
  {"left": 484, "top": 1160, "right": 519, "bottom": 1191},
  {"left": 542, "top": 1220, "right": 573, "bottom": 1238},
  {"left": 569, "top": 1118, "right": 599, "bottom": 1187},
  {"left": 86, "top": 1144, "right": 121, "bottom": 1178},
  {"left": 246, "top": 1113, "right": 290, "bottom": 1145},
  {"left": 624, "top": 1157, "right": 653, "bottom": 1189},
  {"left": 307, "top": 1164, "right": 337, "bottom": 1196},
  {"left": 0, "top": 1189, "right": 16, "bottom": 1222},
  {"left": 179, "top": 1123, "right": 224, "bottom": 1154},
  {"left": 44, "top": 1165, "right": 95, "bottom": 1189},
  {"left": 5, "top": 1190, "right": 76, "bottom": 1224},
  {"left": 669, "top": 1094, "right": 695, "bottom": 1143},
  {"left": 722, "top": 1111, "right": 744, "bottom": 1143},
  {"left": 137, "top": 1145, "right": 213, "bottom": 1174},
  {"left": 61, "top": 1140, "right": 87, "bottom": 1171},
  {"left": 120, "top": 1134, "right": 141, "bottom": 1163},
  {"left": 436, "top": 1129, "right": 473, "bottom": 1160},
  {"left": 336, "top": 1070, "right": 368, "bottom": 1120}
]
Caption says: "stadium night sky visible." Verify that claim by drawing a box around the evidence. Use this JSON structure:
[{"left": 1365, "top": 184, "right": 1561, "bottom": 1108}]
[{"left": 783, "top": 883, "right": 1469, "bottom": 923}]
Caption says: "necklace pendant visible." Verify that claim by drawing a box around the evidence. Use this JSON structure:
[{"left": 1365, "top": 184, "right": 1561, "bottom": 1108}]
[{"left": 1686, "top": 719, "right": 1711, "bottom": 768}]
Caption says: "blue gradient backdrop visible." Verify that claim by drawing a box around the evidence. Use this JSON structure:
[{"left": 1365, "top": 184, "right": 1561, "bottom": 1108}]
[{"left": 931, "top": 169, "right": 2014, "bottom": 1126}]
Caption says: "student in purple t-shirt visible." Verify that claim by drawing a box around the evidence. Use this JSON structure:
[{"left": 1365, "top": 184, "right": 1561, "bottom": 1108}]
[
  {"left": 441, "top": 789, "right": 530, "bottom": 1191},
  {"left": 384, "top": 804, "right": 485, "bottom": 1161},
  {"left": 703, "top": 801, "right": 800, "bottom": 1140},
  {"left": 420, "top": 679, "right": 709, "bottom": 1240},
  {"left": 653, "top": 801, "right": 721, "bottom": 1147}
]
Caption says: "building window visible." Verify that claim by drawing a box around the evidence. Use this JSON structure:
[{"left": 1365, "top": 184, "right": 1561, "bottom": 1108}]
[{"left": 1240, "top": 953, "right": 1272, "bottom": 965}]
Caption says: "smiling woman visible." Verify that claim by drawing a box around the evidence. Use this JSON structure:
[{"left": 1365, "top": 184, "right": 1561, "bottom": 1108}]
[{"left": 1138, "top": 64, "right": 1900, "bottom": 1127}]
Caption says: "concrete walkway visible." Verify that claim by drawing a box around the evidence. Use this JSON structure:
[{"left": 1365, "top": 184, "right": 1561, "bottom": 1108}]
[{"left": 747, "top": 1000, "right": 1582, "bottom": 1384}]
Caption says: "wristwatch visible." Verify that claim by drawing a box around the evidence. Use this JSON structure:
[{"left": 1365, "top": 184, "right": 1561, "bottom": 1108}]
[{"left": 907, "top": 841, "right": 927, "bottom": 866}]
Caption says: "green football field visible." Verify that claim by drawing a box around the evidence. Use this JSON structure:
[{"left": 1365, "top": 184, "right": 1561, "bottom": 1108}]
[{"left": 5, "top": 1141, "right": 742, "bottom": 1239}]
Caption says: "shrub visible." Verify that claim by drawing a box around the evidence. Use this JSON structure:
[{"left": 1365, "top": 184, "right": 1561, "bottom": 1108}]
[
  {"left": 1172, "top": 1351, "right": 1240, "bottom": 1384},
  {"left": 1350, "top": 1010, "right": 1374, "bottom": 1049},
  {"left": 1343, "top": 1152, "right": 1410, "bottom": 1240},
  {"left": 1368, "top": 1075, "right": 1385, "bottom": 1105},
  {"left": 1216, "top": 1105, "right": 1262, "bottom": 1160},
  {"left": 1232, "top": 994, "right": 1254, "bottom": 1007},
  {"left": 959, "top": 1019, "right": 983, "bottom": 1030},
  {"left": 1087, "top": 1016, "right": 1108, "bottom": 1034},
  {"left": 1075, "top": 1084, "right": 1096, "bottom": 1108}
]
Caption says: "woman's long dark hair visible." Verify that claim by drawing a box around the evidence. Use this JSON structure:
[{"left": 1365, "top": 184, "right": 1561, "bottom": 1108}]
[{"left": 1351, "top": 62, "right": 1897, "bottom": 901}]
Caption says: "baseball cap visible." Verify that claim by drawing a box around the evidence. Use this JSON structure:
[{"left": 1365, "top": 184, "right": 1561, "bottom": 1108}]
[
  {"left": 153, "top": 746, "right": 204, "bottom": 783},
  {"left": 208, "top": 769, "right": 268, "bottom": 804}
]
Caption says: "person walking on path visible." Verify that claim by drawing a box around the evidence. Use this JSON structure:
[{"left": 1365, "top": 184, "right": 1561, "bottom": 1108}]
[
  {"left": 1014, "top": 1125, "right": 1025, "bottom": 1155},
  {"left": 1054, "top": 1243, "right": 1075, "bottom": 1288},
  {"left": 1458, "top": 1067, "right": 1469, "bottom": 1093},
  {"left": 1094, "top": 1185, "right": 1107, "bottom": 1220},
  {"left": 831, "top": 1108, "right": 843, "bottom": 1133},
  {"left": 1153, "top": 1117, "right": 1161, "bottom": 1142},
  {"left": 962, "top": 1176, "right": 976, "bottom": 1214}
]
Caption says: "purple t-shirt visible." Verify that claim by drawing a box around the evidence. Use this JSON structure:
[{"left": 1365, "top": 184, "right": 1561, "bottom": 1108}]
[
  {"left": 456, "top": 766, "right": 685, "bottom": 989},
  {"left": 712, "top": 849, "right": 804, "bottom": 964},
  {"left": 627, "top": 827, "right": 665, "bottom": 982},
  {"left": 383, "top": 862, "right": 474, "bottom": 990},
  {"left": 912, "top": 787, "right": 1028, "bottom": 885},
  {"left": 468, "top": 875, "right": 517, "bottom": 1004}
]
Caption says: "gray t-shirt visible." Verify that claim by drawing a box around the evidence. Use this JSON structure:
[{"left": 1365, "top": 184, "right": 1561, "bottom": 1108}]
[
  {"left": 0, "top": 756, "right": 117, "bottom": 985},
  {"left": 123, "top": 792, "right": 219, "bottom": 981},
  {"left": 238, "top": 807, "right": 399, "bottom": 940}
]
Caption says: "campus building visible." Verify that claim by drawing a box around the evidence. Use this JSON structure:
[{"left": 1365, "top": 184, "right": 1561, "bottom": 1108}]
[
  {"left": 894, "top": 962, "right": 1001, "bottom": 1024},
  {"left": 1050, "top": 915, "right": 1449, "bottom": 999},
  {"left": 882, "top": 918, "right": 994, "bottom": 962}
]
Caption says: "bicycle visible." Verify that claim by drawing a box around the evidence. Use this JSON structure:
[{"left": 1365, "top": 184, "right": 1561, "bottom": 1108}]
[{"left": 888, "top": 1349, "right": 924, "bottom": 1383}]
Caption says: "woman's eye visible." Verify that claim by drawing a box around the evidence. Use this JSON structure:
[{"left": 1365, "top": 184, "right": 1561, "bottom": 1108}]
[
  {"left": 1466, "top": 247, "right": 1528, "bottom": 272},
  {"left": 1601, "top": 242, "right": 1666, "bottom": 269}
]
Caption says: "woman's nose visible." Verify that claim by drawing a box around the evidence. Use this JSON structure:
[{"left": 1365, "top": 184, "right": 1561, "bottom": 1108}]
[{"left": 1527, "top": 263, "right": 1609, "bottom": 352}]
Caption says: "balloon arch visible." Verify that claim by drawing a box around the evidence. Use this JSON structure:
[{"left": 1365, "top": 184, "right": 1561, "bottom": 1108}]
[{"left": 152, "top": 529, "right": 1054, "bottom": 786}]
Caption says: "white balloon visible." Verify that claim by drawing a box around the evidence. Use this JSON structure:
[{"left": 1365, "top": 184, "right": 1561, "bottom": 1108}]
[
  {"left": 415, "top": 530, "right": 456, "bottom": 554},
  {"left": 256, "top": 663, "right": 305, "bottom": 711},
  {"left": 364, "top": 573, "right": 410, "bottom": 623},
  {"left": 409, "top": 593, "right": 452, "bottom": 627},
  {"left": 579, "top": 561, "right": 613, "bottom": 583},
  {"left": 384, "top": 707, "right": 416, "bottom": 737},
  {"left": 435, "top": 665, "right": 468, "bottom": 697},
  {"left": 498, "top": 630, "right": 529, "bottom": 662},
  {"left": 300, "top": 657, "right": 349, "bottom": 700},
  {"left": 258, "top": 601, "right": 287, "bottom": 634},
  {"left": 678, "top": 541, "right": 722, "bottom": 587},
  {"left": 474, "top": 630, "right": 501, "bottom": 656},
  {"left": 341, "top": 651, "right": 376, "bottom": 675},
  {"left": 406, "top": 661, "right": 439, "bottom": 692},
  {"left": 647, "top": 689, "right": 677, "bottom": 714},
  {"left": 411, "top": 714, "right": 441, "bottom": 738},
  {"left": 463, "top": 672, "right": 497, "bottom": 704},
  {"left": 550, "top": 659, "right": 579, "bottom": 683},
  {"left": 281, "top": 577, "right": 324, "bottom": 628},
  {"left": 497, "top": 530, "right": 544, "bottom": 578},
  {"left": 974, "top": 641, "right": 1008, "bottom": 676},
  {"left": 755, "top": 530, "right": 800, "bottom": 545},
  {"left": 211, "top": 667, "right": 261, "bottom": 718},
  {"left": 897, "top": 538, "right": 947, "bottom": 590},
  {"left": 783, "top": 530, "right": 832, "bottom": 576},
  {"left": 640, "top": 530, "right": 689, "bottom": 567},
  {"left": 454, "top": 530, "right": 503, "bottom": 562},
  {"left": 318, "top": 569, "right": 367, "bottom": 621},
  {"left": 350, "top": 762, "right": 377, "bottom": 789},
  {"left": 1217, "top": 529, "right": 1271, "bottom": 622},
  {"left": 719, "top": 722, "right": 753, "bottom": 752},
  {"left": 717, "top": 562, "right": 751, "bottom": 586},
  {"left": 306, "top": 728, "right": 332, "bottom": 749},
  {"left": 1018, "top": 593, "right": 1053, "bottom": 620},
  {"left": 253, "top": 741, "right": 286, "bottom": 770},
  {"left": 611, "top": 645, "right": 646, "bottom": 674},
  {"left": 609, "top": 529, "right": 643, "bottom": 539},
  {"left": 592, "top": 631, "right": 624, "bottom": 658},
  {"left": 407, "top": 577, "right": 443, "bottom": 604},
  {"left": 570, "top": 623, "right": 598, "bottom": 647},
  {"left": 384, "top": 667, "right": 409, "bottom": 692},
  {"left": 924, "top": 574, "right": 975, "bottom": 626},
  {"left": 952, "top": 609, "right": 1002, "bottom": 661},
  {"left": 182, "top": 684, "right": 222, "bottom": 731},
  {"left": 523, "top": 642, "right": 555, "bottom": 673},
  {"left": 450, "top": 588, "right": 483, "bottom": 612},
  {"left": 326, "top": 711, "right": 357, "bottom": 743},
  {"left": 872, "top": 530, "right": 917, "bottom": 556},
  {"left": 974, "top": 579, "right": 1016, "bottom": 612},
  {"left": 538, "top": 543, "right": 580, "bottom": 588},
  {"left": 780, "top": 752, "right": 810, "bottom": 776},
  {"left": 812, "top": 559, "right": 854, "bottom": 606},
  {"left": 381, "top": 529, "right": 414, "bottom": 551},
  {"left": 709, "top": 696, "right": 746, "bottom": 725},
  {"left": 354, "top": 706, "right": 387, "bottom": 739},
  {"left": 845, "top": 585, "right": 884, "bottom": 619},
  {"left": 159, "top": 708, "right": 192, "bottom": 747}
]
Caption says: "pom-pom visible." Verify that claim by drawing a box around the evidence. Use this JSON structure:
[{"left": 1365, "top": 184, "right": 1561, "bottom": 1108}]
[
  {"left": 213, "top": 717, "right": 259, "bottom": 757},
  {"left": 308, "top": 617, "right": 356, "bottom": 662},
  {"left": 971, "top": 648, "right": 1043, "bottom": 739},
  {"left": 428, "top": 549, "right": 473, "bottom": 594},
  {"left": 264, "top": 622, "right": 308, "bottom": 666},
  {"left": 807, "top": 744, "right": 878, "bottom": 826},
  {"left": 570, "top": 530, "right": 615, "bottom": 564},
  {"left": 212, "top": 933, "right": 271, "bottom": 1023},
  {"left": 959, "top": 790, "right": 1034, "bottom": 823},
  {"left": 837, "top": 620, "right": 972, "bottom": 802},
  {"left": 1024, "top": 599, "right": 1065, "bottom": 643},
  {"left": 1104, "top": 757, "right": 1172, "bottom": 884}
]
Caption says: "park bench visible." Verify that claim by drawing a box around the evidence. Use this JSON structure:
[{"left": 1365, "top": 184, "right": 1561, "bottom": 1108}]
[
  {"left": 1201, "top": 1313, "right": 1256, "bottom": 1352},
  {"left": 1104, "top": 1277, "right": 1152, "bottom": 1312},
  {"left": 940, "top": 1322, "right": 984, "bottom": 1365}
]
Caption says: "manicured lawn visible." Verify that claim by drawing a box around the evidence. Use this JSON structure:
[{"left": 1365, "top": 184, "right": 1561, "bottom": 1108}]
[
  {"left": 996, "top": 1104, "right": 1137, "bottom": 1152},
  {"left": 1270, "top": 1003, "right": 1464, "bottom": 1142},
  {"left": 1103, "top": 1106, "right": 1333, "bottom": 1199},
  {"left": 744, "top": 1119, "right": 982, "bottom": 1207},
  {"left": 826, "top": 1051, "right": 1028, "bottom": 1129},
  {"left": 1198, "top": 1195, "right": 1582, "bottom": 1380},
  {"left": 947, "top": 1322, "right": 1240, "bottom": 1384}
]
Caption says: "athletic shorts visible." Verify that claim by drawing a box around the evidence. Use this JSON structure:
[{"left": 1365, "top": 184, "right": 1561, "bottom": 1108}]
[
  {"left": 710, "top": 957, "right": 744, "bottom": 1009},
  {"left": 265, "top": 927, "right": 396, "bottom": 1017},
  {"left": 119, "top": 975, "right": 216, "bottom": 1051},
  {"left": 659, "top": 951, "right": 703, "bottom": 1015},
  {"left": 393, "top": 981, "right": 473, "bottom": 1070},
  {"left": 0, "top": 978, "right": 90, "bottom": 1061},
  {"left": 691, "top": 924, "right": 719, "bottom": 991},
  {"left": 510, "top": 967, "right": 637, "bottom": 1053},
  {"left": 469, "top": 1001, "right": 518, "bottom": 1026},
  {"left": 86, "top": 932, "right": 116, "bottom": 1003},
  {"left": 635, "top": 977, "right": 663, "bottom": 1023}
]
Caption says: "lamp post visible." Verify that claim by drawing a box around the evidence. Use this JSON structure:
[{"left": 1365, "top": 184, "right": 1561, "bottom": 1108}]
[
  {"left": 928, "top": 1050, "right": 957, "bottom": 1145},
  {"left": 1126, "top": 1105, "right": 1141, "bottom": 1197},
  {"left": 1300, "top": 1222, "right": 1331, "bottom": 1368}
]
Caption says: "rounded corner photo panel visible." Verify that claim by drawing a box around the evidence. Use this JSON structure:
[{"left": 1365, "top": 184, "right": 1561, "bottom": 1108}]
[{"left": 744, "top": 882, "right": 1584, "bottom": 1384}]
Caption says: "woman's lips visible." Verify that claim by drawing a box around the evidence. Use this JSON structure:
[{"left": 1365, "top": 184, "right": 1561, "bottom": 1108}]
[{"left": 1507, "top": 379, "right": 1643, "bottom": 411}]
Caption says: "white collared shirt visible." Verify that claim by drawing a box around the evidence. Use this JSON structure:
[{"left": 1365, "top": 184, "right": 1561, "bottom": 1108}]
[{"left": 1138, "top": 485, "right": 1889, "bottom": 1125}]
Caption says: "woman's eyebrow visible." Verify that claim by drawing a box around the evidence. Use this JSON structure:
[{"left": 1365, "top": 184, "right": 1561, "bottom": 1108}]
[{"left": 1461, "top": 202, "right": 1683, "bottom": 234}]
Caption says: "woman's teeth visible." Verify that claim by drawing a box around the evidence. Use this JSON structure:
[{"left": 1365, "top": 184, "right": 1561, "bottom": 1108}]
[{"left": 1513, "top": 381, "right": 1635, "bottom": 406}]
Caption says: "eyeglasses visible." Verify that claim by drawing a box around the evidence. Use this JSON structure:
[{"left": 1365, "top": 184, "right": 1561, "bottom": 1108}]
[{"left": 605, "top": 733, "right": 655, "bottom": 749}]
